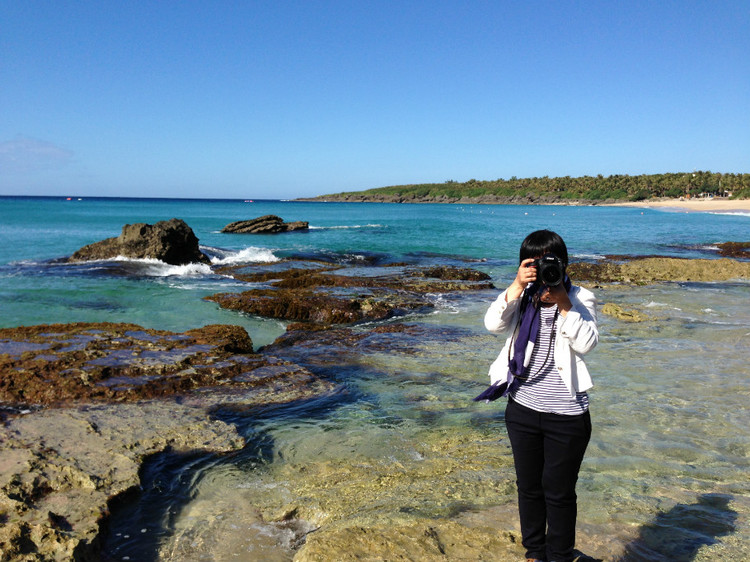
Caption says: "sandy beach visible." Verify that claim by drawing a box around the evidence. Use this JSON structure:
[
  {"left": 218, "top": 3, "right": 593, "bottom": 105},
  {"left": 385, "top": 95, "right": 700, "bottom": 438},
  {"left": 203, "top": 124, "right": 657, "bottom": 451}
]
[{"left": 608, "top": 197, "right": 750, "bottom": 214}]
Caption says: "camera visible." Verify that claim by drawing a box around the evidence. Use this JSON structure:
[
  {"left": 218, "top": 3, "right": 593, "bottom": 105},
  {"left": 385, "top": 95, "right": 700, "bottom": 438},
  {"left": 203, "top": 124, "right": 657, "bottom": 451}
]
[{"left": 533, "top": 253, "right": 566, "bottom": 287}]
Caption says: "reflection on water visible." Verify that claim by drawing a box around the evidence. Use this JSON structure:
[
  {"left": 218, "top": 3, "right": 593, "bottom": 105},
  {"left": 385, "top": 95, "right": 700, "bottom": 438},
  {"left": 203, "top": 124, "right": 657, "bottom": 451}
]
[{"left": 103, "top": 282, "right": 750, "bottom": 560}]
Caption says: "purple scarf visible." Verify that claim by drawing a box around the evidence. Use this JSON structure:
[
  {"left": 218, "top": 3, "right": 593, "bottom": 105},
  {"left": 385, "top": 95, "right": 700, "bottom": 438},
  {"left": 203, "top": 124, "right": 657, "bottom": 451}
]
[{"left": 473, "top": 276, "right": 572, "bottom": 402}]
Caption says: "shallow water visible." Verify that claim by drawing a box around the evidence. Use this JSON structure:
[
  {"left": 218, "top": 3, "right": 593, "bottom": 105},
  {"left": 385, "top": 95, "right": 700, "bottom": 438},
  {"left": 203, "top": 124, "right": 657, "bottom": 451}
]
[
  {"left": 2, "top": 197, "right": 749, "bottom": 559},
  {"left": 99, "top": 282, "right": 750, "bottom": 561}
]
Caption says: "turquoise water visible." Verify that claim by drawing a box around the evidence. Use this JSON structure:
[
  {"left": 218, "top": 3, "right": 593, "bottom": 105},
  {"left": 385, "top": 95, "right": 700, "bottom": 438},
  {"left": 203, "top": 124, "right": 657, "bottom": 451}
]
[
  {"left": 2, "top": 196, "right": 748, "bottom": 336},
  {"left": 2, "top": 196, "right": 750, "bottom": 560}
]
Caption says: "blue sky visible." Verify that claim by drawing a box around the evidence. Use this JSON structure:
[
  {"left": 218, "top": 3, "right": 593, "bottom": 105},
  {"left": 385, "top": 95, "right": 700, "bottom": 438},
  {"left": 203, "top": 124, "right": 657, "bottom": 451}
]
[{"left": 1, "top": 1, "right": 748, "bottom": 199}]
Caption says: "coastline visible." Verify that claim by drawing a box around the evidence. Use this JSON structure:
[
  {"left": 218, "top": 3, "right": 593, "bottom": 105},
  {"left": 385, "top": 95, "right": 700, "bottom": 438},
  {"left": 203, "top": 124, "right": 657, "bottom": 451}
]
[
  {"left": 300, "top": 192, "right": 750, "bottom": 213},
  {"left": 605, "top": 197, "right": 750, "bottom": 214}
]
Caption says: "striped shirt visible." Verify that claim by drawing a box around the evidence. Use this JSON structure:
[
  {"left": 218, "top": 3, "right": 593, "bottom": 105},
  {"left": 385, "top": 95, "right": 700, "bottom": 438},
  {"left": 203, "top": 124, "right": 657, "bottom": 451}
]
[{"left": 510, "top": 304, "right": 590, "bottom": 415}]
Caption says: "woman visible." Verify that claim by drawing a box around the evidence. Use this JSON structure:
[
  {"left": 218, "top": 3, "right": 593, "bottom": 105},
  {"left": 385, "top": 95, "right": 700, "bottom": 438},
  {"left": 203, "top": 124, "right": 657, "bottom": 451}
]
[{"left": 483, "top": 230, "right": 598, "bottom": 562}]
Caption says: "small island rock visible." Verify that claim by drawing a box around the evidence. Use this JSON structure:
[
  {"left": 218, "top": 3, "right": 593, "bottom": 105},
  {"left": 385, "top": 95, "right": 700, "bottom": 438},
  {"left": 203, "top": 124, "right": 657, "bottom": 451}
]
[
  {"left": 222, "top": 215, "right": 309, "bottom": 234},
  {"left": 69, "top": 218, "right": 210, "bottom": 265}
]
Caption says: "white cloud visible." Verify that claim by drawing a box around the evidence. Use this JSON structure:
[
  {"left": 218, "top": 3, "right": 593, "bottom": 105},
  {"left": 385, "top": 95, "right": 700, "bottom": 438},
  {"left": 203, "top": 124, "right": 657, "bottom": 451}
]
[{"left": 0, "top": 136, "right": 74, "bottom": 172}]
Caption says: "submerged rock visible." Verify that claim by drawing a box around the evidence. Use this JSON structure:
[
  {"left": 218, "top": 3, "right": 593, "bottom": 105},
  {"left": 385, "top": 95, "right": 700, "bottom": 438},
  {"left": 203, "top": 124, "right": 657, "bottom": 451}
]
[
  {"left": 601, "top": 302, "right": 648, "bottom": 322},
  {"left": 295, "top": 519, "right": 523, "bottom": 561},
  {"left": 221, "top": 215, "right": 309, "bottom": 234},
  {"left": 69, "top": 218, "right": 210, "bottom": 265}
]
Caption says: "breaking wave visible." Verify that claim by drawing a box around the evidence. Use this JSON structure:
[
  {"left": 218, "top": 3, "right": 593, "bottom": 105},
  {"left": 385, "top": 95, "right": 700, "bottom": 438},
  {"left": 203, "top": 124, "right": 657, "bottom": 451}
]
[
  {"left": 206, "top": 246, "right": 280, "bottom": 265},
  {"left": 108, "top": 256, "right": 214, "bottom": 277},
  {"left": 308, "top": 224, "right": 386, "bottom": 230}
]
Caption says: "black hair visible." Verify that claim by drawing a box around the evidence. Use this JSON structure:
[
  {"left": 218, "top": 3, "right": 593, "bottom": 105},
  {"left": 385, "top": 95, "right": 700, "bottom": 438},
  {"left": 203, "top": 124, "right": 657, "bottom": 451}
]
[{"left": 519, "top": 229, "right": 568, "bottom": 266}]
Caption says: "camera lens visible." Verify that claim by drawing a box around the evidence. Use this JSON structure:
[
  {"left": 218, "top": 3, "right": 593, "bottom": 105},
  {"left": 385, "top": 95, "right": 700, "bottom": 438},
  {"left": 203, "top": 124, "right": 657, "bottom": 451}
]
[
  {"left": 537, "top": 254, "right": 564, "bottom": 287},
  {"left": 541, "top": 266, "right": 562, "bottom": 286}
]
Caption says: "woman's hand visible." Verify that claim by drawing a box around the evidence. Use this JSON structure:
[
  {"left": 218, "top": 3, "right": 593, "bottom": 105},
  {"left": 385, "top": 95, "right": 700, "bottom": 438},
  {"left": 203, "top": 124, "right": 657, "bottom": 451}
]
[
  {"left": 539, "top": 283, "right": 573, "bottom": 315},
  {"left": 505, "top": 258, "right": 538, "bottom": 302}
]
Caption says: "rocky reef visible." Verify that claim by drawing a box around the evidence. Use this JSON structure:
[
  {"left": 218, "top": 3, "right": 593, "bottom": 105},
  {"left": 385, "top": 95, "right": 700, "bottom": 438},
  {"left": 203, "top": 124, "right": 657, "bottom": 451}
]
[
  {"left": 716, "top": 241, "right": 750, "bottom": 259},
  {"left": 68, "top": 218, "right": 210, "bottom": 265},
  {"left": 569, "top": 255, "right": 750, "bottom": 286},
  {"left": 0, "top": 323, "right": 325, "bottom": 407},
  {"left": 207, "top": 262, "right": 494, "bottom": 327},
  {"left": 0, "top": 322, "right": 334, "bottom": 561},
  {"left": 221, "top": 215, "right": 309, "bottom": 234}
]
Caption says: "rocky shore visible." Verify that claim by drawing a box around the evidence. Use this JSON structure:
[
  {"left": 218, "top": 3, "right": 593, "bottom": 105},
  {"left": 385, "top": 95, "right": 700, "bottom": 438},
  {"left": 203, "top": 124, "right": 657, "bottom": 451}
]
[
  {"left": 0, "top": 244, "right": 498, "bottom": 560},
  {"left": 0, "top": 321, "right": 334, "bottom": 561},
  {"left": 2, "top": 219, "right": 749, "bottom": 560}
]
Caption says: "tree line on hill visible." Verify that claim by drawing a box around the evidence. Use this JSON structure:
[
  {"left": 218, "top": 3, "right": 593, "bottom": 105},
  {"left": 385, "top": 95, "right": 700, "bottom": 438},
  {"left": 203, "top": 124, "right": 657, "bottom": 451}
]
[{"left": 313, "top": 171, "right": 750, "bottom": 203}]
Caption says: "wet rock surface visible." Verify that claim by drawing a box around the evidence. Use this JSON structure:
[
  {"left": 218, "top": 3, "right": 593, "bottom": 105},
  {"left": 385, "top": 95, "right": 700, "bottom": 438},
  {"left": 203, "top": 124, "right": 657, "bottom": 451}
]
[
  {"left": 716, "top": 241, "right": 750, "bottom": 259},
  {"left": 68, "top": 218, "right": 210, "bottom": 265},
  {"left": 0, "top": 321, "right": 335, "bottom": 561},
  {"left": 207, "top": 263, "right": 494, "bottom": 326},
  {"left": 0, "top": 323, "right": 320, "bottom": 407},
  {"left": 221, "top": 215, "right": 309, "bottom": 234},
  {"left": 0, "top": 400, "right": 245, "bottom": 562},
  {"left": 569, "top": 256, "right": 750, "bottom": 285}
]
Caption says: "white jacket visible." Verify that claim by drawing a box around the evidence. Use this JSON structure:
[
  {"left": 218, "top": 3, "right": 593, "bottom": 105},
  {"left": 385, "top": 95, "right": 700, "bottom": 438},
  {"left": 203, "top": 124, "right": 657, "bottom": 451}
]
[{"left": 484, "top": 285, "right": 598, "bottom": 397}]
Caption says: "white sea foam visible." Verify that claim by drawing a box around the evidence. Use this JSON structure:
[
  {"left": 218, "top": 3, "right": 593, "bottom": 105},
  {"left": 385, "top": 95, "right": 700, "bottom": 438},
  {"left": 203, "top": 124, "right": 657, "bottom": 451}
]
[
  {"left": 209, "top": 246, "right": 280, "bottom": 265},
  {"left": 110, "top": 256, "right": 214, "bottom": 277},
  {"left": 572, "top": 253, "right": 607, "bottom": 260},
  {"left": 708, "top": 211, "right": 750, "bottom": 218},
  {"left": 308, "top": 224, "right": 385, "bottom": 230},
  {"left": 427, "top": 293, "right": 460, "bottom": 314}
]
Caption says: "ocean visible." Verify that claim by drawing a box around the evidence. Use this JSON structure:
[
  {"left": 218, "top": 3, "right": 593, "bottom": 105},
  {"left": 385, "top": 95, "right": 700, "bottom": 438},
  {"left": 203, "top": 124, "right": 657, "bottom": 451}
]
[{"left": 2, "top": 196, "right": 749, "bottom": 560}]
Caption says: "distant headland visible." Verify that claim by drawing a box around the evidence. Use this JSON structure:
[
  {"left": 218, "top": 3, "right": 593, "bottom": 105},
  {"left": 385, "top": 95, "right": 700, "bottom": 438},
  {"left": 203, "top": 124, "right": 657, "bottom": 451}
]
[{"left": 300, "top": 171, "right": 750, "bottom": 206}]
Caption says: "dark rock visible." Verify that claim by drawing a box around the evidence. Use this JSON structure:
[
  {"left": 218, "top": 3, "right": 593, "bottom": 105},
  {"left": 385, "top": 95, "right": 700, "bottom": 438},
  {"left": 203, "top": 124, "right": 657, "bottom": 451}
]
[
  {"left": 716, "top": 241, "right": 750, "bottom": 259},
  {"left": 414, "top": 266, "right": 492, "bottom": 282},
  {"left": 0, "top": 322, "right": 326, "bottom": 407},
  {"left": 206, "top": 261, "right": 495, "bottom": 327},
  {"left": 222, "top": 215, "right": 309, "bottom": 234},
  {"left": 207, "top": 288, "right": 430, "bottom": 326},
  {"left": 69, "top": 218, "right": 210, "bottom": 265}
]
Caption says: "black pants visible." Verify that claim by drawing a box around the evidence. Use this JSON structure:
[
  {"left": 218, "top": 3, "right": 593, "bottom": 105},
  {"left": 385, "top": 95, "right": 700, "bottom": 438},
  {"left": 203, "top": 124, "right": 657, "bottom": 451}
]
[{"left": 504, "top": 398, "right": 591, "bottom": 562}]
